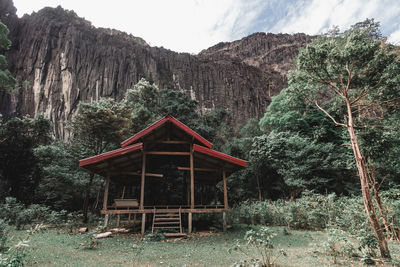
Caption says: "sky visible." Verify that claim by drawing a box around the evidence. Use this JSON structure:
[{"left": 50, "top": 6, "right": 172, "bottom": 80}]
[{"left": 12, "top": 0, "right": 400, "bottom": 54}]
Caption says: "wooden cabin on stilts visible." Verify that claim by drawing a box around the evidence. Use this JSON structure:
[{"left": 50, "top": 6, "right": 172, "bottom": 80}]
[{"left": 79, "top": 115, "right": 246, "bottom": 236}]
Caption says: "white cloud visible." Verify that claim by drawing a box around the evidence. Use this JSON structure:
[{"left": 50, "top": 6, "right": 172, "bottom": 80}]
[
  {"left": 11, "top": 0, "right": 400, "bottom": 53},
  {"left": 12, "top": 0, "right": 265, "bottom": 54},
  {"left": 269, "top": 0, "right": 400, "bottom": 37},
  {"left": 388, "top": 29, "right": 400, "bottom": 45}
]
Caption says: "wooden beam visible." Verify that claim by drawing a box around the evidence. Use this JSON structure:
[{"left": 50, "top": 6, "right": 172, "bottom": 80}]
[
  {"left": 103, "top": 176, "right": 110, "bottom": 211},
  {"left": 109, "top": 171, "right": 163, "bottom": 178},
  {"left": 167, "top": 122, "right": 171, "bottom": 140},
  {"left": 140, "top": 151, "right": 146, "bottom": 235},
  {"left": 222, "top": 212, "right": 227, "bottom": 232},
  {"left": 186, "top": 175, "right": 190, "bottom": 206},
  {"left": 189, "top": 143, "right": 195, "bottom": 234},
  {"left": 190, "top": 145, "right": 195, "bottom": 209},
  {"left": 141, "top": 213, "right": 146, "bottom": 234},
  {"left": 101, "top": 208, "right": 229, "bottom": 214},
  {"left": 103, "top": 176, "right": 110, "bottom": 228},
  {"left": 145, "top": 151, "right": 190, "bottom": 156},
  {"left": 222, "top": 168, "right": 228, "bottom": 209},
  {"left": 188, "top": 212, "right": 192, "bottom": 234},
  {"left": 156, "top": 140, "right": 190, "bottom": 144},
  {"left": 178, "top": 167, "right": 219, "bottom": 172},
  {"left": 140, "top": 152, "right": 146, "bottom": 210},
  {"left": 214, "top": 178, "right": 218, "bottom": 205}
]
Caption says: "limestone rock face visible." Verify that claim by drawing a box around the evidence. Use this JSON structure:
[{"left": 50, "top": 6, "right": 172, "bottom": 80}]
[{"left": 0, "top": 0, "right": 311, "bottom": 138}]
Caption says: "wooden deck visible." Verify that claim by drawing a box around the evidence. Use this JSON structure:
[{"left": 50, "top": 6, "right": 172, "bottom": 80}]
[{"left": 101, "top": 205, "right": 227, "bottom": 214}]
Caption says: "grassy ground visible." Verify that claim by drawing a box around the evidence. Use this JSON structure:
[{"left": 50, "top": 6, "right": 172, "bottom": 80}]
[{"left": 7, "top": 224, "right": 400, "bottom": 266}]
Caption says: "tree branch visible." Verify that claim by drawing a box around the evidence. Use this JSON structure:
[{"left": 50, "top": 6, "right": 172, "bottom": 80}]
[
  {"left": 345, "top": 60, "right": 355, "bottom": 91},
  {"left": 314, "top": 101, "right": 347, "bottom": 127},
  {"left": 350, "top": 88, "right": 367, "bottom": 105}
]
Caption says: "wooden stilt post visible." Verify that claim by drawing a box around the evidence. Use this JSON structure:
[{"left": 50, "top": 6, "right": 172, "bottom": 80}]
[
  {"left": 189, "top": 143, "right": 194, "bottom": 233},
  {"left": 188, "top": 213, "right": 192, "bottom": 234},
  {"left": 103, "top": 176, "right": 110, "bottom": 228},
  {"left": 140, "top": 151, "right": 146, "bottom": 234},
  {"left": 222, "top": 168, "right": 228, "bottom": 209},
  {"left": 117, "top": 186, "right": 125, "bottom": 227},
  {"left": 186, "top": 175, "right": 190, "bottom": 206},
  {"left": 133, "top": 214, "right": 137, "bottom": 232},
  {"left": 141, "top": 214, "right": 146, "bottom": 234},
  {"left": 223, "top": 212, "right": 227, "bottom": 232},
  {"left": 214, "top": 178, "right": 218, "bottom": 205},
  {"left": 222, "top": 168, "right": 228, "bottom": 232},
  {"left": 83, "top": 172, "right": 94, "bottom": 223}
]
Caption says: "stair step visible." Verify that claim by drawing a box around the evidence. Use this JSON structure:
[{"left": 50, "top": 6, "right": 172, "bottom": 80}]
[
  {"left": 154, "top": 218, "right": 180, "bottom": 221},
  {"left": 152, "top": 209, "right": 183, "bottom": 234},
  {"left": 154, "top": 222, "right": 180, "bottom": 225},
  {"left": 164, "top": 233, "right": 186, "bottom": 237},
  {"left": 153, "top": 226, "right": 181, "bottom": 229}
]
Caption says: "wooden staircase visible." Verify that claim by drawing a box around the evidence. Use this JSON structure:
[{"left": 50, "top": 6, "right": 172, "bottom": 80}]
[{"left": 152, "top": 209, "right": 186, "bottom": 237}]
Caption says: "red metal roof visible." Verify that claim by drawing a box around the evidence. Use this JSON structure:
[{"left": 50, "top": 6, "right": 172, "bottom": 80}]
[
  {"left": 193, "top": 144, "right": 247, "bottom": 168},
  {"left": 79, "top": 143, "right": 143, "bottom": 167},
  {"left": 121, "top": 115, "right": 212, "bottom": 148}
]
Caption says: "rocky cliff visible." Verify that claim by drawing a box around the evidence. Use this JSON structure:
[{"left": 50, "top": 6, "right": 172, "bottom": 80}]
[{"left": 0, "top": 0, "right": 312, "bottom": 138}]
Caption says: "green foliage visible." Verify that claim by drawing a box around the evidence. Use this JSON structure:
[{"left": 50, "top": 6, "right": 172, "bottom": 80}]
[
  {"left": 0, "top": 224, "right": 43, "bottom": 267},
  {"left": 79, "top": 233, "right": 99, "bottom": 250},
  {"left": 288, "top": 18, "right": 400, "bottom": 190},
  {"left": 0, "top": 198, "right": 72, "bottom": 230},
  {"left": 0, "top": 220, "right": 7, "bottom": 252},
  {"left": 229, "top": 190, "right": 400, "bottom": 235},
  {"left": 0, "top": 114, "right": 51, "bottom": 203},
  {"left": 0, "top": 21, "right": 16, "bottom": 92},
  {"left": 144, "top": 230, "right": 166, "bottom": 242},
  {"left": 251, "top": 131, "right": 350, "bottom": 194},
  {"left": 124, "top": 78, "right": 199, "bottom": 133},
  {"left": 34, "top": 142, "right": 90, "bottom": 210},
  {"left": 230, "top": 227, "right": 284, "bottom": 267},
  {"left": 69, "top": 98, "right": 133, "bottom": 154},
  {"left": 323, "top": 228, "right": 357, "bottom": 264},
  {"left": 124, "top": 78, "right": 160, "bottom": 132}
]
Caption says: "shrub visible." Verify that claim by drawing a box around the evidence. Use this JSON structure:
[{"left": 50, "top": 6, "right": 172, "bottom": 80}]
[
  {"left": 230, "top": 227, "right": 285, "bottom": 267},
  {"left": 0, "top": 198, "right": 80, "bottom": 230},
  {"left": 0, "top": 220, "right": 7, "bottom": 252},
  {"left": 323, "top": 228, "right": 357, "bottom": 264},
  {"left": 0, "top": 198, "right": 24, "bottom": 226}
]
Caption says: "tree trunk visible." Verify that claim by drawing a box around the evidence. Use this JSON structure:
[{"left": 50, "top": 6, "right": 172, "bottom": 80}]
[
  {"left": 83, "top": 172, "right": 94, "bottom": 223},
  {"left": 367, "top": 162, "right": 393, "bottom": 240},
  {"left": 256, "top": 175, "right": 262, "bottom": 201},
  {"left": 92, "top": 183, "right": 101, "bottom": 212},
  {"left": 345, "top": 99, "right": 390, "bottom": 258}
]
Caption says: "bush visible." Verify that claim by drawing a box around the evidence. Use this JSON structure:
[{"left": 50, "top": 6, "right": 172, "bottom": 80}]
[
  {"left": 323, "top": 228, "right": 357, "bottom": 264},
  {"left": 230, "top": 227, "right": 285, "bottom": 267},
  {"left": 0, "top": 198, "right": 24, "bottom": 227},
  {"left": 0, "top": 220, "right": 7, "bottom": 252},
  {"left": 230, "top": 191, "right": 337, "bottom": 230},
  {"left": 230, "top": 190, "right": 400, "bottom": 235},
  {"left": 0, "top": 198, "right": 77, "bottom": 230}
]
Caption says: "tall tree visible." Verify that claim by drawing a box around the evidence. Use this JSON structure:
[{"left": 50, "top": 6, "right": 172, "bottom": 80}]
[
  {"left": 68, "top": 98, "right": 133, "bottom": 221},
  {"left": 256, "top": 87, "right": 354, "bottom": 195},
  {"left": 0, "top": 114, "right": 51, "bottom": 203},
  {"left": 290, "top": 19, "right": 400, "bottom": 258},
  {"left": 0, "top": 20, "right": 16, "bottom": 92}
]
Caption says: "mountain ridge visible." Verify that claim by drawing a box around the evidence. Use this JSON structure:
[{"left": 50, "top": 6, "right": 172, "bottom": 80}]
[{"left": 0, "top": 0, "right": 312, "bottom": 138}]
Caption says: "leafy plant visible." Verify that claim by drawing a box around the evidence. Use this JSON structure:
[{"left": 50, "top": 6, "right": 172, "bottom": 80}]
[
  {"left": 79, "top": 233, "right": 98, "bottom": 250},
  {"left": 0, "top": 220, "right": 7, "bottom": 252},
  {"left": 230, "top": 227, "right": 285, "bottom": 267},
  {"left": 323, "top": 228, "right": 357, "bottom": 264},
  {"left": 145, "top": 230, "right": 166, "bottom": 242}
]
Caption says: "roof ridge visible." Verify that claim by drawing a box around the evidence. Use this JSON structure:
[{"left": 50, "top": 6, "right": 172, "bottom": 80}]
[{"left": 120, "top": 115, "right": 212, "bottom": 148}]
